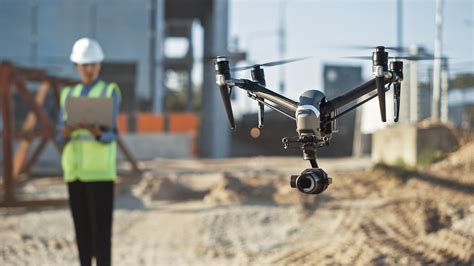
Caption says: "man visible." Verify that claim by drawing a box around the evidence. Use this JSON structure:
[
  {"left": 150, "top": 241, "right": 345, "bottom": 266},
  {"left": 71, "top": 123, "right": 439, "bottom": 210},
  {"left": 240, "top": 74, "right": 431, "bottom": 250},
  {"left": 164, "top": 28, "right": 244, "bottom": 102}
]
[{"left": 56, "top": 37, "right": 121, "bottom": 266}]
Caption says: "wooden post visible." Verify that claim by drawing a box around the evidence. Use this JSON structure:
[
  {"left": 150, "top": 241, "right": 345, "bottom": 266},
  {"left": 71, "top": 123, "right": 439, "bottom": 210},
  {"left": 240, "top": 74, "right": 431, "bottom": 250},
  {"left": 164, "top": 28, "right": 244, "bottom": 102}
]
[
  {"left": 0, "top": 62, "right": 141, "bottom": 207},
  {"left": 0, "top": 62, "right": 15, "bottom": 205},
  {"left": 13, "top": 81, "right": 50, "bottom": 177}
]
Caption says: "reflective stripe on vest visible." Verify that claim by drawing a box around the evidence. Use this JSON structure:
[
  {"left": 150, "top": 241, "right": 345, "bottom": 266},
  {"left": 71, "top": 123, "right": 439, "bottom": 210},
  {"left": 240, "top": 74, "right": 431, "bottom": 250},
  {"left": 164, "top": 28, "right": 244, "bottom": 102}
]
[{"left": 60, "top": 81, "right": 119, "bottom": 182}]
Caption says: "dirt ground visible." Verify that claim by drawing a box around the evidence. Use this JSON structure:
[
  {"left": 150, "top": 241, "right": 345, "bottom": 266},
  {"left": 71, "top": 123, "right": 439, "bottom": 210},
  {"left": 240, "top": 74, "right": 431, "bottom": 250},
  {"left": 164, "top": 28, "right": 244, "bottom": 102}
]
[{"left": 0, "top": 150, "right": 473, "bottom": 265}]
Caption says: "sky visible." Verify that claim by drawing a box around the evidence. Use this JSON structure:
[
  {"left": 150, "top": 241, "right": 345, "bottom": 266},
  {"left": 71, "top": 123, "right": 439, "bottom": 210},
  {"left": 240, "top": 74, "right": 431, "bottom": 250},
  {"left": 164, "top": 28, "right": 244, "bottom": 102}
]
[{"left": 223, "top": 0, "right": 474, "bottom": 116}]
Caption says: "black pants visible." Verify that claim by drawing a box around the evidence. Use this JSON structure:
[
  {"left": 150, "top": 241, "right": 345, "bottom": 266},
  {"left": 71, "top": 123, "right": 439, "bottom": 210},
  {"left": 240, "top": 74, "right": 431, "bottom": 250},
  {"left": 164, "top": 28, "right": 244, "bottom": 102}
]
[{"left": 68, "top": 181, "right": 114, "bottom": 266}]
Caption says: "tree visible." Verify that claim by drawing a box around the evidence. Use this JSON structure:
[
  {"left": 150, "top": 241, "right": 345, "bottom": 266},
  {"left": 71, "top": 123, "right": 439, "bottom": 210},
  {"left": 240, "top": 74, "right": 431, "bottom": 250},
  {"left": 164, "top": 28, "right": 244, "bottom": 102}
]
[{"left": 450, "top": 72, "right": 474, "bottom": 89}]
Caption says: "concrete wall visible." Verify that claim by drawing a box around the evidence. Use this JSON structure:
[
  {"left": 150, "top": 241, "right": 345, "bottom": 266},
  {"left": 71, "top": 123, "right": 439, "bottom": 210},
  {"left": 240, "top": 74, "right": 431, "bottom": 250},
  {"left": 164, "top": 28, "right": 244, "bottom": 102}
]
[
  {"left": 0, "top": 0, "right": 154, "bottom": 100},
  {"left": 118, "top": 133, "right": 191, "bottom": 160},
  {"left": 372, "top": 124, "right": 417, "bottom": 166},
  {"left": 372, "top": 123, "right": 459, "bottom": 166}
]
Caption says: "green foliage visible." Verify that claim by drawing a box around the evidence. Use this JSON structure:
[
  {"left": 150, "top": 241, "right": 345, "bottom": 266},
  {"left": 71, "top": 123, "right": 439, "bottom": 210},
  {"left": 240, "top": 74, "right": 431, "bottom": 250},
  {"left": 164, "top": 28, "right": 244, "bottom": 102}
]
[
  {"left": 450, "top": 73, "right": 474, "bottom": 89},
  {"left": 394, "top": 157, "right": 413, "bottom": 170},
  {"left": 417, "top": 149, "right": 447, "bottom": 166}
]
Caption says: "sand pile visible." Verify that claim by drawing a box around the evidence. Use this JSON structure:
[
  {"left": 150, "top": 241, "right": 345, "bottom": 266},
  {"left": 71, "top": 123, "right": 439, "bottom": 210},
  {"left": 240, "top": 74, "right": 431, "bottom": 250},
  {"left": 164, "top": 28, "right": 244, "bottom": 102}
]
[
  {"left": 2, "top": 156, "right": 473, "bottom": 265},
  {"left": 203, "top": 173, "right": 277, "bottom": 204},
  {"left": 133, "top": 171, "right": 318, "bottom": 210},
  {"left": 434, "top": 140, "right": 474, "bottom": 170},
  {"left": 133, "top": 173, "right": 208, "bottom": 201}
]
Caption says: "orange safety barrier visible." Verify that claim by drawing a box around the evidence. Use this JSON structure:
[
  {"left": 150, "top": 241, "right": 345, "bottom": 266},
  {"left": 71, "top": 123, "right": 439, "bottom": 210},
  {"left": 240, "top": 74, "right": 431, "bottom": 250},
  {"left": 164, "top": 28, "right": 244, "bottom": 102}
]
[
  {"left": 168, "top": 112, "right": 199, "bottom": 133},
  {"left": 168, "top": 112, "right": 199, "bottom": 157},
  {"left": 136, "top": 113, "right": 164, "bottom": 133},
  {"left": 117, "top": 113, "right": 128, "bottom": 133}
]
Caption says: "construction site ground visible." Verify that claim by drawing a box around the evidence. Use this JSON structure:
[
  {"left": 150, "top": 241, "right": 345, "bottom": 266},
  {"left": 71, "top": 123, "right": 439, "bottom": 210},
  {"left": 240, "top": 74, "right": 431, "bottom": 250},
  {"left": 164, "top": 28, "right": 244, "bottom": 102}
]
[{"left": 0, "top": 148, "right": 473, "bottom": 265}]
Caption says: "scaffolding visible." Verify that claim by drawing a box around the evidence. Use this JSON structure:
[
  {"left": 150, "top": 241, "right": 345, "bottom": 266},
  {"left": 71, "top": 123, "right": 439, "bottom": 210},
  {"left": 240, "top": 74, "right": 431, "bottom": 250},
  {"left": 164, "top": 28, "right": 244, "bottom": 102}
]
[{"left": 0, "top": 61, "right": 140, "bottom": 207}]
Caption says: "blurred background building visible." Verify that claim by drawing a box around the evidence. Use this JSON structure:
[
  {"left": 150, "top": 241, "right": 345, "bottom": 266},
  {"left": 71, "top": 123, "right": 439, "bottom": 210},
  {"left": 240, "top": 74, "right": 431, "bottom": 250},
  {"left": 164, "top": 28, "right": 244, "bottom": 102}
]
[
  {"left": 0, "top": 0, "right": 236, "bottom": 158},
  {"left": 1, "top": 0, "right": 473, "bottom": 162}
]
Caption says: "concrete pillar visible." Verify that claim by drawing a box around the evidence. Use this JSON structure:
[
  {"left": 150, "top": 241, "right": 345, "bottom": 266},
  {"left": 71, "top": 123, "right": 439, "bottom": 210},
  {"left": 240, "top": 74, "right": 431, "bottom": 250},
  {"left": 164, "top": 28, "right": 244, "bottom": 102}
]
[
  {"left": 431, "top": 0, "right": 444, "bottom": 121},
  {"left": 199, "top": 0, "right": 230, "bottom": 158},
  {"left": 151, "top": 0, "right": 165, "bottom": 113},
  {"left": 409, "top": 61, "right": 418, "bottom": 123},
  {"left": 399, "top": 63, "right": 410, "bottom": 123},
  {"left": 440, "top": 62, "right": 449, "bottom": 122},
  {"left": 352, "top": 102, "right": 363, "bottom": 156},
  {"left": 187, "top": 67, "right": 194, "bottom": 111},
  {"left": 187, "top": 24, "right": 194, "bottom": 111}
]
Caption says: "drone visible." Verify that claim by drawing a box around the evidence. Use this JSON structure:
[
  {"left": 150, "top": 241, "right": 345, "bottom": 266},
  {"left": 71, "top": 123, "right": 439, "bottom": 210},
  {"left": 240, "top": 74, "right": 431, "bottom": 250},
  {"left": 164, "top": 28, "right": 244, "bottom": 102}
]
[{"left": 215, "top": 46, "right": 404, "bottom": 195}]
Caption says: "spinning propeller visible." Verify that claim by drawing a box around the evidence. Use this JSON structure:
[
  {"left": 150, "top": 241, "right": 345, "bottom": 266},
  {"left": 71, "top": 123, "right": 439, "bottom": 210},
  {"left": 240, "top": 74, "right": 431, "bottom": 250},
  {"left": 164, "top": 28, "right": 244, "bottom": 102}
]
[
  {"left": 232, "top": 57, "right": 311, "bottom": 71},
  {"left": 343, "top": 55, "right": 447, "bottom": 61}
]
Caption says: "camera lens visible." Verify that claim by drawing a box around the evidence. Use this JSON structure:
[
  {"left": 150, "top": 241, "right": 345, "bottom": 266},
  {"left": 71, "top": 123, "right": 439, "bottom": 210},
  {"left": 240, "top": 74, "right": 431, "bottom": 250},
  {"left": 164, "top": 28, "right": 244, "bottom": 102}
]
[
  {"left": 297, "top": 175, "right": 315, "bottom": 191},
  {"left": 293, "top": 168, "right": 331, "bottom": 194}
]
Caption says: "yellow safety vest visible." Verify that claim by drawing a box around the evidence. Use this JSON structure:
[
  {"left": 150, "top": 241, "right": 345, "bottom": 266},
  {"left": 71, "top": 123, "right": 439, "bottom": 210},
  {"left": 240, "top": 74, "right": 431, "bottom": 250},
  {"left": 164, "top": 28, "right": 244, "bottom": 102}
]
[{"left": 60, "top": 81, "right": 120, "bottom": 182}]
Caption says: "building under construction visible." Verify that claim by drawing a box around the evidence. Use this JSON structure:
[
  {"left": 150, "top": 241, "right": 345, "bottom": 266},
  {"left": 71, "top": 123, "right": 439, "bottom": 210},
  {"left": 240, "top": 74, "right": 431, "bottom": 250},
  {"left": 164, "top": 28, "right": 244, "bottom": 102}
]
[{"left": 0, "top": 0, "right": 234, "bottom": 158}]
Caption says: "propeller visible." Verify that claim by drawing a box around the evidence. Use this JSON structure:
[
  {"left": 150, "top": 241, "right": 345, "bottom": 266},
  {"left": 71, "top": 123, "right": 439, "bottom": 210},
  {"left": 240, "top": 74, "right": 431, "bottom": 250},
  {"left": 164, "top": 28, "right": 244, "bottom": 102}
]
[
  {"left": 342, "top": 55, "right": 448, "bottom": 61},
  {"left": 343, "top": 45, "right": 408, "bottom": 53},
  {"left": 198, "top": 52, "right": 247, "bottom": 63},
  {"left": 232, "top": 56, "right": 311, "bottom": 72}
]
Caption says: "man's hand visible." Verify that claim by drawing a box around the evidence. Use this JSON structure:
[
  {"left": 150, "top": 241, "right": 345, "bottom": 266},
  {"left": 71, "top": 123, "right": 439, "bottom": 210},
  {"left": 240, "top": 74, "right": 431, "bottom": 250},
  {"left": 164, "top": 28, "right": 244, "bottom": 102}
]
[
  {"left": 61, "top": 126, "right": 77, "bottom": 138},
  {"left": 78, "top": 123, "right": 102, "bottom": 137}
]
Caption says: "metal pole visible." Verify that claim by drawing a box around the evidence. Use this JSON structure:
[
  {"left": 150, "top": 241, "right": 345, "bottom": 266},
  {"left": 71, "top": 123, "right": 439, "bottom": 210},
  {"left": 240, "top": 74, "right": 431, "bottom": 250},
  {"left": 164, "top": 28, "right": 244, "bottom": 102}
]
[
  {"left": 432, "top": 0, "right": 443, "bottom": 121},
  {"left": 397, "top": 0, "right": 403, "bottom": 56},
  {"left": 0, "top": 63, "right": 15, "bottom": 205},
  {"left": 278, "top": 0, "right": 287, "bottom": 94}
]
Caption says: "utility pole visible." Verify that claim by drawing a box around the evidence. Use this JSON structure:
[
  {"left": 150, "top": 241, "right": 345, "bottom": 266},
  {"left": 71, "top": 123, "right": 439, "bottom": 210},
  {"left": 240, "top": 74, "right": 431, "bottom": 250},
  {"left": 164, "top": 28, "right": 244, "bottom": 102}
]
[
  {"left": 431, "top": 0, "right": 444, "bottom": 121},
  {"left": 278, "top": 0, "right": 287, "bottom": 94},
  {"left": 440, "top": 58, "right": 449, "bottom": 122},
  {"left": 397, "top": 0, "right": 403, "bottom": 55},
  {"left": 396, "top": 0, "right": 411, "bottom": 124}
]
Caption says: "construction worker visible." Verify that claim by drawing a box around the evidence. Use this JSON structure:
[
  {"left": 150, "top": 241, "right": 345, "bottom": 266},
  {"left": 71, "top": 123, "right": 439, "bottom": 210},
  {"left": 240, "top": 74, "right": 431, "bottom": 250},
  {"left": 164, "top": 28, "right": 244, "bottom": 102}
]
[{"left": 56, "top": 37, "right": 121, "bottom": 266}]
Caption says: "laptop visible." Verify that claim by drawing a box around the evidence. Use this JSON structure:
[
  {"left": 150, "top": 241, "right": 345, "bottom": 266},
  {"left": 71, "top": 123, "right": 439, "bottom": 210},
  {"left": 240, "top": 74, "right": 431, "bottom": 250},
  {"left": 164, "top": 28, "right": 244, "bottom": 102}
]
[{"left": 65, "top": 97, "right": 114, "bottom": 128}]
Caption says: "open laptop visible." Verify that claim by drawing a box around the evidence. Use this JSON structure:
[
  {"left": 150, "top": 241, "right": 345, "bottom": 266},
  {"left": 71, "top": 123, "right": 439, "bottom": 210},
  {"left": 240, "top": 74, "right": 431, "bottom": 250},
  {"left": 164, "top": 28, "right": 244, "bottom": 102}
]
[{"left": 65, "top": 97, "right": 114, "bottom": 128}]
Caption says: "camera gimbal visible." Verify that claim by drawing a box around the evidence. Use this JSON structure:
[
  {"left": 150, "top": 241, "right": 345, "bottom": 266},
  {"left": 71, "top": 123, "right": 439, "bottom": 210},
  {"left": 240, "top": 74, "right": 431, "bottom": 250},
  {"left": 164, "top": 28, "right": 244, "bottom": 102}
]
[{"left": 215, "top": 46, "right": 404, "bottom": 194}]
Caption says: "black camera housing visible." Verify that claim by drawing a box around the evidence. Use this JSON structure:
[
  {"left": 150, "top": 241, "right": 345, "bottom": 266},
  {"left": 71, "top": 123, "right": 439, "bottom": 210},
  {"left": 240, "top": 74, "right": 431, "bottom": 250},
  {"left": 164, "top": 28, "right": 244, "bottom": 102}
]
[{"left": 290, "top": 168, "right": 332, "bottom": 194}]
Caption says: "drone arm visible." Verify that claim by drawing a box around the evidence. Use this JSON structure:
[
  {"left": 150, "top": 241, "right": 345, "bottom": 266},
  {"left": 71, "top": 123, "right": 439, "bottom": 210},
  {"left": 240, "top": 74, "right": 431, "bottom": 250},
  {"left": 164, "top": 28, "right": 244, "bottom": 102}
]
[
  {"left": 228, "top": 78, "right": 298, "bottom": 113},
  {"left": 320, "top": 74, "right": 396, "bottom": 116}
]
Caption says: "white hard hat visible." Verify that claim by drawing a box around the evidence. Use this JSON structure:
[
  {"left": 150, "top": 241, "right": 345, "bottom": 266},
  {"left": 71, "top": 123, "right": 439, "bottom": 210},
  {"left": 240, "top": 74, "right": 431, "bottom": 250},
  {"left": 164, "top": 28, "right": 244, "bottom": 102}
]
[{"left": 70, "top": 38, "right": 105, "bottom": 64}]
